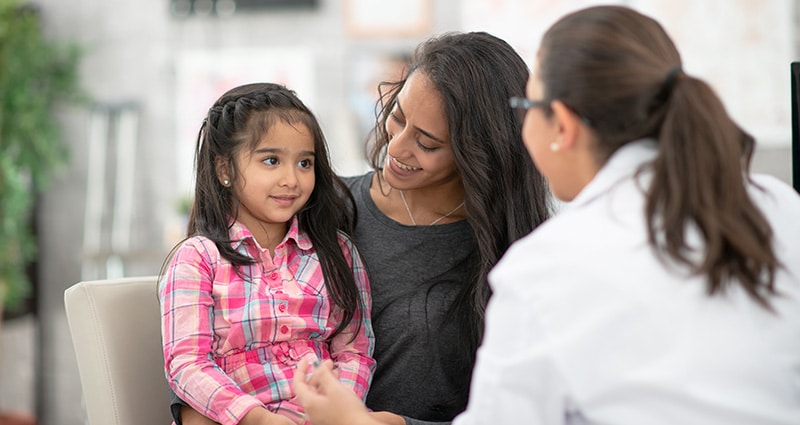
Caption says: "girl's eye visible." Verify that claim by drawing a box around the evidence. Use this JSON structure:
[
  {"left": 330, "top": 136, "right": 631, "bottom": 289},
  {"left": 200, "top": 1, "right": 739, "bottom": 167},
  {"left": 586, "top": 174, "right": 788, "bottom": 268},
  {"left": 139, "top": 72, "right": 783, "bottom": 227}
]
[
  {"left": 298, "top": 159, "right": 313, "bottom": 169},
  {"left": 263, "top": 156, "right": 278, "bottom": 166}
]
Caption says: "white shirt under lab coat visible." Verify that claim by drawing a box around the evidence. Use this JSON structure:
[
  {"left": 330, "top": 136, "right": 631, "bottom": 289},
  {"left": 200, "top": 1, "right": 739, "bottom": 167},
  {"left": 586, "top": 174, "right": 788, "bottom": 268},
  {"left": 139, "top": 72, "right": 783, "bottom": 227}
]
[{"left": 454, "top": 140, "right": 800, "bottom": 425}]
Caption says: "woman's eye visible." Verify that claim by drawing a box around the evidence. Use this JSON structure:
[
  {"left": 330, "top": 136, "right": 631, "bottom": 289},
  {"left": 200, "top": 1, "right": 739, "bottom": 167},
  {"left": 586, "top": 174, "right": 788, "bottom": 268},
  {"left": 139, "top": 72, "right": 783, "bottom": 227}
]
[
  {"left": 390, "top": 112, "right": 405, "bottom": 125},
  {"left": 298, "top": 159, "right": 313, "bottom": 169},
  {"left": 416, "top": 140, "right": 436, "bottom": 152}
]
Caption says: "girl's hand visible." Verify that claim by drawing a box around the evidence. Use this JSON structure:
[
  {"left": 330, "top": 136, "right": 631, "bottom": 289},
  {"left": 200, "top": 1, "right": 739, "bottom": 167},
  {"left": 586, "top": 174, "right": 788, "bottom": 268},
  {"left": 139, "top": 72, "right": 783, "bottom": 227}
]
[
  {"left": 239, "top": 407, "right": 295, "bottom": 425},
  {"left": 268, "top": 414, "right": 297, "bottom": 425},
  {"left": 293, "top": 358, "right": 377, "bottom": 425}
]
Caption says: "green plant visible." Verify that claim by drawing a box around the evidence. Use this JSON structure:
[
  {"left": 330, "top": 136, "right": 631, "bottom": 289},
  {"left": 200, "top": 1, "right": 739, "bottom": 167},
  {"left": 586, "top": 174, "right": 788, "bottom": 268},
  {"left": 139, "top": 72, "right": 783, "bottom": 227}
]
[{"left": 0, "top": 0, "right": 83, "bottom": 310}]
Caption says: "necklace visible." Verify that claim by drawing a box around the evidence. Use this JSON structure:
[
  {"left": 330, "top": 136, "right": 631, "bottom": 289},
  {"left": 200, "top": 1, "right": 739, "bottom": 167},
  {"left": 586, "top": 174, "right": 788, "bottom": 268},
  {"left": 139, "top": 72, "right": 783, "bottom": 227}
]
[{"left": 399, "top": 190, "right": 465, "bottom": 226}]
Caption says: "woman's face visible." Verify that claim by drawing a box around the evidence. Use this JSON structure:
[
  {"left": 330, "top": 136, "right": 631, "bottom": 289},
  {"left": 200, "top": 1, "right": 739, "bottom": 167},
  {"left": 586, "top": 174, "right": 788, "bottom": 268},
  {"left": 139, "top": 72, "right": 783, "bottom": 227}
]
[{"left": 382, "top": 71, "right": 461, "bottom": 192}]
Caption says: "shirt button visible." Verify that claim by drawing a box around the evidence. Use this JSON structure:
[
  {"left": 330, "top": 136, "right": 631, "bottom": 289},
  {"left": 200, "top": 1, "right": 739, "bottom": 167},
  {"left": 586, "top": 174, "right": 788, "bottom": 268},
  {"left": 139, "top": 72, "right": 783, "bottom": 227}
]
[
  {"left": 280, "top": 325, "right": 289, "bottom": 334},
  {"left": 269, "top": 272, "right": 279, "bottom": 281},
  {"left": 278, "top": 304, "right": 287, "bottom": 312}
]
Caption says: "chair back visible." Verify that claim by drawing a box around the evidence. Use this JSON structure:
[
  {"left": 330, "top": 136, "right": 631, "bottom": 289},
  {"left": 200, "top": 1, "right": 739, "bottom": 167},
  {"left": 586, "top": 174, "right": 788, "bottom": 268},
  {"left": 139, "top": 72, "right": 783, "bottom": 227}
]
[{"left": 64, "top": 276, "right": 171, "bottom": 425}]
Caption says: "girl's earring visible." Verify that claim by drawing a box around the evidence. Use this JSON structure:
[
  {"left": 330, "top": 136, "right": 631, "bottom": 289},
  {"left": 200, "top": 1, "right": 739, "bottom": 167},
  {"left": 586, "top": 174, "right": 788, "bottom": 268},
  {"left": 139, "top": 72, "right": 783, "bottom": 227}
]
[
  {"left": 222, "top": 179, "right": 230, "bottom": 186},
  {"left": 549, "top": 142, "right": 560, "bottom": 152}
]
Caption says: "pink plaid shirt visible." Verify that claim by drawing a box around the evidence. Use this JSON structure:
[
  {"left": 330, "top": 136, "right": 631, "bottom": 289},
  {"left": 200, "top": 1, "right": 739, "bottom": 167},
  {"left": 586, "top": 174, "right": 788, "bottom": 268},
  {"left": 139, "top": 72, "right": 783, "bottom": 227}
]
[{"left": 160, "top": 217, "right": 374, "bottom": 425}]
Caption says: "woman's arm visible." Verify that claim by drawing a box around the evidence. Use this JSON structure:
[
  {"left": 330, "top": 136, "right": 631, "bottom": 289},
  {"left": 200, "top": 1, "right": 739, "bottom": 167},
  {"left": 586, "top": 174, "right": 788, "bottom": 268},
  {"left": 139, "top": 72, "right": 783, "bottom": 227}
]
[
  {"left": 401, "top": 417, "right": 450, "bottom": 425},
  {"left": 178, "top": 399, "right": 295, "bottom": 425},
  {"left": 181, "top": 405, "right": 220, "bottom": 425},
  {"left": 166, "top": 385, "right": 217, "bottom": 425}
]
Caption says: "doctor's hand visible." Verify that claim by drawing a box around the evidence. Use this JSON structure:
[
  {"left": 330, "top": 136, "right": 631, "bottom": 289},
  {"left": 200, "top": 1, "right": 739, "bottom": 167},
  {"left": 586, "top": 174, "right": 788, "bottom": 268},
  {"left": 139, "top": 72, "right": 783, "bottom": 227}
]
[{"left": 293, "top": 358, "right": 380, "bottom": 425}]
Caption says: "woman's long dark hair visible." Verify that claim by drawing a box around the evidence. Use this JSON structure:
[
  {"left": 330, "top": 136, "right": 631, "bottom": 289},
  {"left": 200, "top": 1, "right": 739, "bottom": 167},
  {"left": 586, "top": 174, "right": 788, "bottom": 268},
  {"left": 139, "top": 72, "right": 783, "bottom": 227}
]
[
  {"left": 539, "top": 6, "right": 779, "bottom": 309},
  {"left": 369, "top": 32, "right": 553, "bottom": 387},
  {"left": 171, "top": 82, "right": 361, "bottom": 337}
]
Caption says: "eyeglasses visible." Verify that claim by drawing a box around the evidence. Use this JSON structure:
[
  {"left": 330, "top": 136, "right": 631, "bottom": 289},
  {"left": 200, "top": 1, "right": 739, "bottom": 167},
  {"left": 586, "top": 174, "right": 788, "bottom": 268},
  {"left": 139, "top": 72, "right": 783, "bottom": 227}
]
[
  {"left": 509, "top": 97, "right": 549, "bottom": 123},
  {"left": 509, "top": 96, "right": 593, "bottom": 126}
]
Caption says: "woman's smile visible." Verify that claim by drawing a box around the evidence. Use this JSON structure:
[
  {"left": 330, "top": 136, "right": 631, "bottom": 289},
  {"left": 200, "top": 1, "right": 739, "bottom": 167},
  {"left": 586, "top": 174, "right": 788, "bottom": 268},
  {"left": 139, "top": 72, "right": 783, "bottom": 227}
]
[{"left": 390, "top": 156, "right": 421, "bottom": 172}]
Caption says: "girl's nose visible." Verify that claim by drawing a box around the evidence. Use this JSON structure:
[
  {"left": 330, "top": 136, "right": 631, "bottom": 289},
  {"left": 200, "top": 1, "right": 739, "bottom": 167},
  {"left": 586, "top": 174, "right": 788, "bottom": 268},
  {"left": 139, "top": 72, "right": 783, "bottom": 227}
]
[{"left": 279, "top": 166, "right": 298, "bottom": 188}]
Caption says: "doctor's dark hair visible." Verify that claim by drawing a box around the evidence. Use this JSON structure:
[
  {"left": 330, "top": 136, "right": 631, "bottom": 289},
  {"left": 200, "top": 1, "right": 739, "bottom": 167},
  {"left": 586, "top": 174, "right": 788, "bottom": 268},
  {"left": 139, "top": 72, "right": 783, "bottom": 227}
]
[
  {"left": 538, "top": 6, "right": 778, "bottom": 309},
  {"left": 369, "top": 31, "right": 553, "bottom": 397},
  {"left": 188, "top": 82, "right": 361, "bottom": 336}
]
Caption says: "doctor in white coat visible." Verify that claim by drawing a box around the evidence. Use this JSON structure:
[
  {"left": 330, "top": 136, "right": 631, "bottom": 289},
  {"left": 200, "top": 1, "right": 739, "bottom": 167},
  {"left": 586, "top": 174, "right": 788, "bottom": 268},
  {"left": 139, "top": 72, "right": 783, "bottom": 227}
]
[{"left": 293, "top": 5, "right": 800, "bottom": 425}]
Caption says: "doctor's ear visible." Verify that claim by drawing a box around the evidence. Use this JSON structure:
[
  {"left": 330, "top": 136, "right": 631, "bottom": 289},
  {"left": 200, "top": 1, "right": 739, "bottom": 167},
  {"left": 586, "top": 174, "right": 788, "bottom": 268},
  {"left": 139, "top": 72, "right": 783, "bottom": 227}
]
[{"left": 550, "top": 100, "right": 586, "bottom": 152}]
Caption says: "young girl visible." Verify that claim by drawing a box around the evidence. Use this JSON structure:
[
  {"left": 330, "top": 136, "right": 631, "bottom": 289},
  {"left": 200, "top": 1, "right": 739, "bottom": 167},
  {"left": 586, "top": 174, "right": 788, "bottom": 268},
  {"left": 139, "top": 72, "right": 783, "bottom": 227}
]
[{"left": 159, "top": 82, "right": 375, "bottom": 425}]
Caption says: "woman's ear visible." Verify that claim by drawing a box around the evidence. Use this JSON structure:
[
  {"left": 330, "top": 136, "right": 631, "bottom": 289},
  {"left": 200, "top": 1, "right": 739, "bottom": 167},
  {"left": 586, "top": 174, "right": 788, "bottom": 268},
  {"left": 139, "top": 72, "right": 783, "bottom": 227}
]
[
  {"left": 215, "top": 156, "right": 231, "bottom": 186},
  {"left": 550, "top": 100, "right": 582, "bottom": 152}
]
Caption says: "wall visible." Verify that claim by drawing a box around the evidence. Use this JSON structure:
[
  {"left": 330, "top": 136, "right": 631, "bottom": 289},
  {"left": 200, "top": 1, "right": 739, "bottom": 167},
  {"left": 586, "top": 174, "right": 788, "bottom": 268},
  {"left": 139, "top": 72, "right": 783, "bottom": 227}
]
[{"left": 1, "top": 0, "right": 794, "bottom": 424}]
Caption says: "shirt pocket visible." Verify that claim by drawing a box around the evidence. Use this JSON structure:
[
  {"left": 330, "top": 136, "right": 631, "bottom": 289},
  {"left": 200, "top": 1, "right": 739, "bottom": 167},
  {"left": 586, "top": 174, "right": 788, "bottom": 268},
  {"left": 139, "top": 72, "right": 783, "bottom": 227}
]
[
  {"left": 285, "top": 255, "right": 335, "bottom": 336},
  {"left": 287, "top": 253, "right": 329, "bottom": 297}
]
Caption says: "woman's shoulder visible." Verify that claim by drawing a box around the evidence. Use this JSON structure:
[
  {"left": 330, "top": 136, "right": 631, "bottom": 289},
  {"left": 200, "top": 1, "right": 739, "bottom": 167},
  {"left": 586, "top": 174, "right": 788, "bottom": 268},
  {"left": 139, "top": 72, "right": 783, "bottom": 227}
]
[
  {"left": 340, "top": 170, "right": 373, "bottom": 190},
  {"left": 748, "top": 174, "right": 800, "bottom": 228},
  {"left": 748, "top": 174, "right": 800, "bottom": 207}
]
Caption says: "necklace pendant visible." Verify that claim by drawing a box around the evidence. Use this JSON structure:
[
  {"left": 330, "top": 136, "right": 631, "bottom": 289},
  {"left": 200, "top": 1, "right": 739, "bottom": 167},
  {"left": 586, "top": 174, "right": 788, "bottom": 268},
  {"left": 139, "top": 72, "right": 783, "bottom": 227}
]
[{"left": 400, "top": 190, "right": 464, "bottom": 226}]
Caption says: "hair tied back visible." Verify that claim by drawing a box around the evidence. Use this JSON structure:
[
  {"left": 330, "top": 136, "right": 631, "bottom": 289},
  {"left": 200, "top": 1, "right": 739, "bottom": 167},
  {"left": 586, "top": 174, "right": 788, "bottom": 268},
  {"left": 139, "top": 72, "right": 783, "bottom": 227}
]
[{"left": 663, "top": 66, "right": 682, "bottom": 93}]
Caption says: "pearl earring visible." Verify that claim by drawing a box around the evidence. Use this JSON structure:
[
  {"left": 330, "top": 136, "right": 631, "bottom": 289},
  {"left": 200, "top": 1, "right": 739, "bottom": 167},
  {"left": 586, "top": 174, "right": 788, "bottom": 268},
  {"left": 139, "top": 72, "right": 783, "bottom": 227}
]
[
  {"left": 223, "top": 179, "right": 230, "bottom": 186},
  {"left": 549, "top": 143, "right": 560, "bottom": 152}
]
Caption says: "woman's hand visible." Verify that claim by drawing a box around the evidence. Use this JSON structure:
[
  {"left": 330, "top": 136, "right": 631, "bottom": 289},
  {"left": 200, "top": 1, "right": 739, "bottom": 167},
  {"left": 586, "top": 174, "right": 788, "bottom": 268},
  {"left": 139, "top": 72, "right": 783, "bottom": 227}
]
[
  {"left": 369, "top": 411, "right": 406, "bottom": 425},
  {"left": 293, "top": 358, "right": 378, "bottom": 425}
]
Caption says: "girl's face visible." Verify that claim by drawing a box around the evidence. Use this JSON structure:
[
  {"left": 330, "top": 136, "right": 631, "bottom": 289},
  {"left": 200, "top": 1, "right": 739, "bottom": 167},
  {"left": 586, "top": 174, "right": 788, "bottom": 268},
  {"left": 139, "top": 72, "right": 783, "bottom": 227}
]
[
  {"left": 382, "top": 71, "right": 461, "bottom": 192},
  {"left": 231, "top": 120, "right": 316, "bottom": 242}
]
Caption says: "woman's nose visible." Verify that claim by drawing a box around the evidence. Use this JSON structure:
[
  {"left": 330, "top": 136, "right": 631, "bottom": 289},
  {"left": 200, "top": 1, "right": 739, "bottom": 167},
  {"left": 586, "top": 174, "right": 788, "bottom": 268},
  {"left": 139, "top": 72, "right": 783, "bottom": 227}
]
[{"left": 387, "top": 127, "right": 413, "bottom": 158}]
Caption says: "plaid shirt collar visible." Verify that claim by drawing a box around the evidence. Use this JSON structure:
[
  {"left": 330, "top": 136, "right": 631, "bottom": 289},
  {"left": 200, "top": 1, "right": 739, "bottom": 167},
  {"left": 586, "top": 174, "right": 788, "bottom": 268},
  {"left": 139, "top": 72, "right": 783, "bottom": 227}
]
[{"left": 227, "top": 216, "right": 313, "bottom": 254}]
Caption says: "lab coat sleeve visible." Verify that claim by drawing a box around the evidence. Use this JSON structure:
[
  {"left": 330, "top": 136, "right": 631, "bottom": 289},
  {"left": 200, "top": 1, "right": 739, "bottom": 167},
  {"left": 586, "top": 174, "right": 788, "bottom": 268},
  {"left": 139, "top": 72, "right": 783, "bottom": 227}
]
[{"left": 453, "top": 245, "right": 571, "bottom": 425}]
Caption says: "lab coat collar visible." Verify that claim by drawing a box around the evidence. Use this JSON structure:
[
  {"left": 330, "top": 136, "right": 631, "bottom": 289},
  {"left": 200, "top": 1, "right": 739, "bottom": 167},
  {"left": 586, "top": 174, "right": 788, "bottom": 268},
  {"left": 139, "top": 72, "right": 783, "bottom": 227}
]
[{"left": 567, "top": 139, "right": 659, "bottom": 210}]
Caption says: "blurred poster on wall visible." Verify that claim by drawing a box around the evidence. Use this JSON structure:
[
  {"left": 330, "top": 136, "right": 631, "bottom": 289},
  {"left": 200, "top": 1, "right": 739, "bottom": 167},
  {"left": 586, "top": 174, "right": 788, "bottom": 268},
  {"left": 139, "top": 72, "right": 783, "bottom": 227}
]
[
  {"left": 173, "top": 48, "right": 315, "bottom": 198},
  {"left": 628, "top": 0, "right": 792, "bottom": 147},
  {"left": 346, "top": 50, "right": 411, "bottom": 150},
  {"left": 344, "top": 0, "right": 432, "bottom": 37},
  {"left": 461, "top": 0, "right": 793, "bottom": 148},
  {"left": 459, "top": 0, "right": 618, "bottom": 69}
]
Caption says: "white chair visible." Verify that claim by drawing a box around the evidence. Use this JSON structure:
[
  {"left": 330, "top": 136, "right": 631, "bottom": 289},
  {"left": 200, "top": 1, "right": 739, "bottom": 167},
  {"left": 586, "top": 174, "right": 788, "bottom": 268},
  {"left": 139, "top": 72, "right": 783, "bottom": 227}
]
[{"left": 64, "top": 276, "right": 172, "bottom": 425}]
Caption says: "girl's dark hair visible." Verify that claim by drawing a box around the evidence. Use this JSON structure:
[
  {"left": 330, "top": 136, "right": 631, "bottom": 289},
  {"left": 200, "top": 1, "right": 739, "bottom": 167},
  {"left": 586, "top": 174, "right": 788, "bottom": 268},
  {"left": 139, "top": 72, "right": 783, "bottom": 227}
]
[
  {"left": 538, "top": 6, "right": 778, "bottom": 309},
  {"left": 184, "top": 82, "right": 360, "bottom": 337},
  {"left": 369, "top": 32, "right": 553, "bottom": 385}
]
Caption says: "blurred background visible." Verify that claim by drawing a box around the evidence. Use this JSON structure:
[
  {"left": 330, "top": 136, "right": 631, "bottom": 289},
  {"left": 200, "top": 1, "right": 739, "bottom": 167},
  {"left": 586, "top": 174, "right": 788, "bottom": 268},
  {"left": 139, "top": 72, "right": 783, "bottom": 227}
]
[{"left": 0, "top": 0, "right": 795, "bottom": 424}]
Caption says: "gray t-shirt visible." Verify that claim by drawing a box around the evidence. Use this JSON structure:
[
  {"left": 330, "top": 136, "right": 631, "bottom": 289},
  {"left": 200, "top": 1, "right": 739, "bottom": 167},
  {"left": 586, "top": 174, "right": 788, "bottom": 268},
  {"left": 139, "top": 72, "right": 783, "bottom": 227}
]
[{"left": 344, "top": 172, "right": 477, "bottom": 423}]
